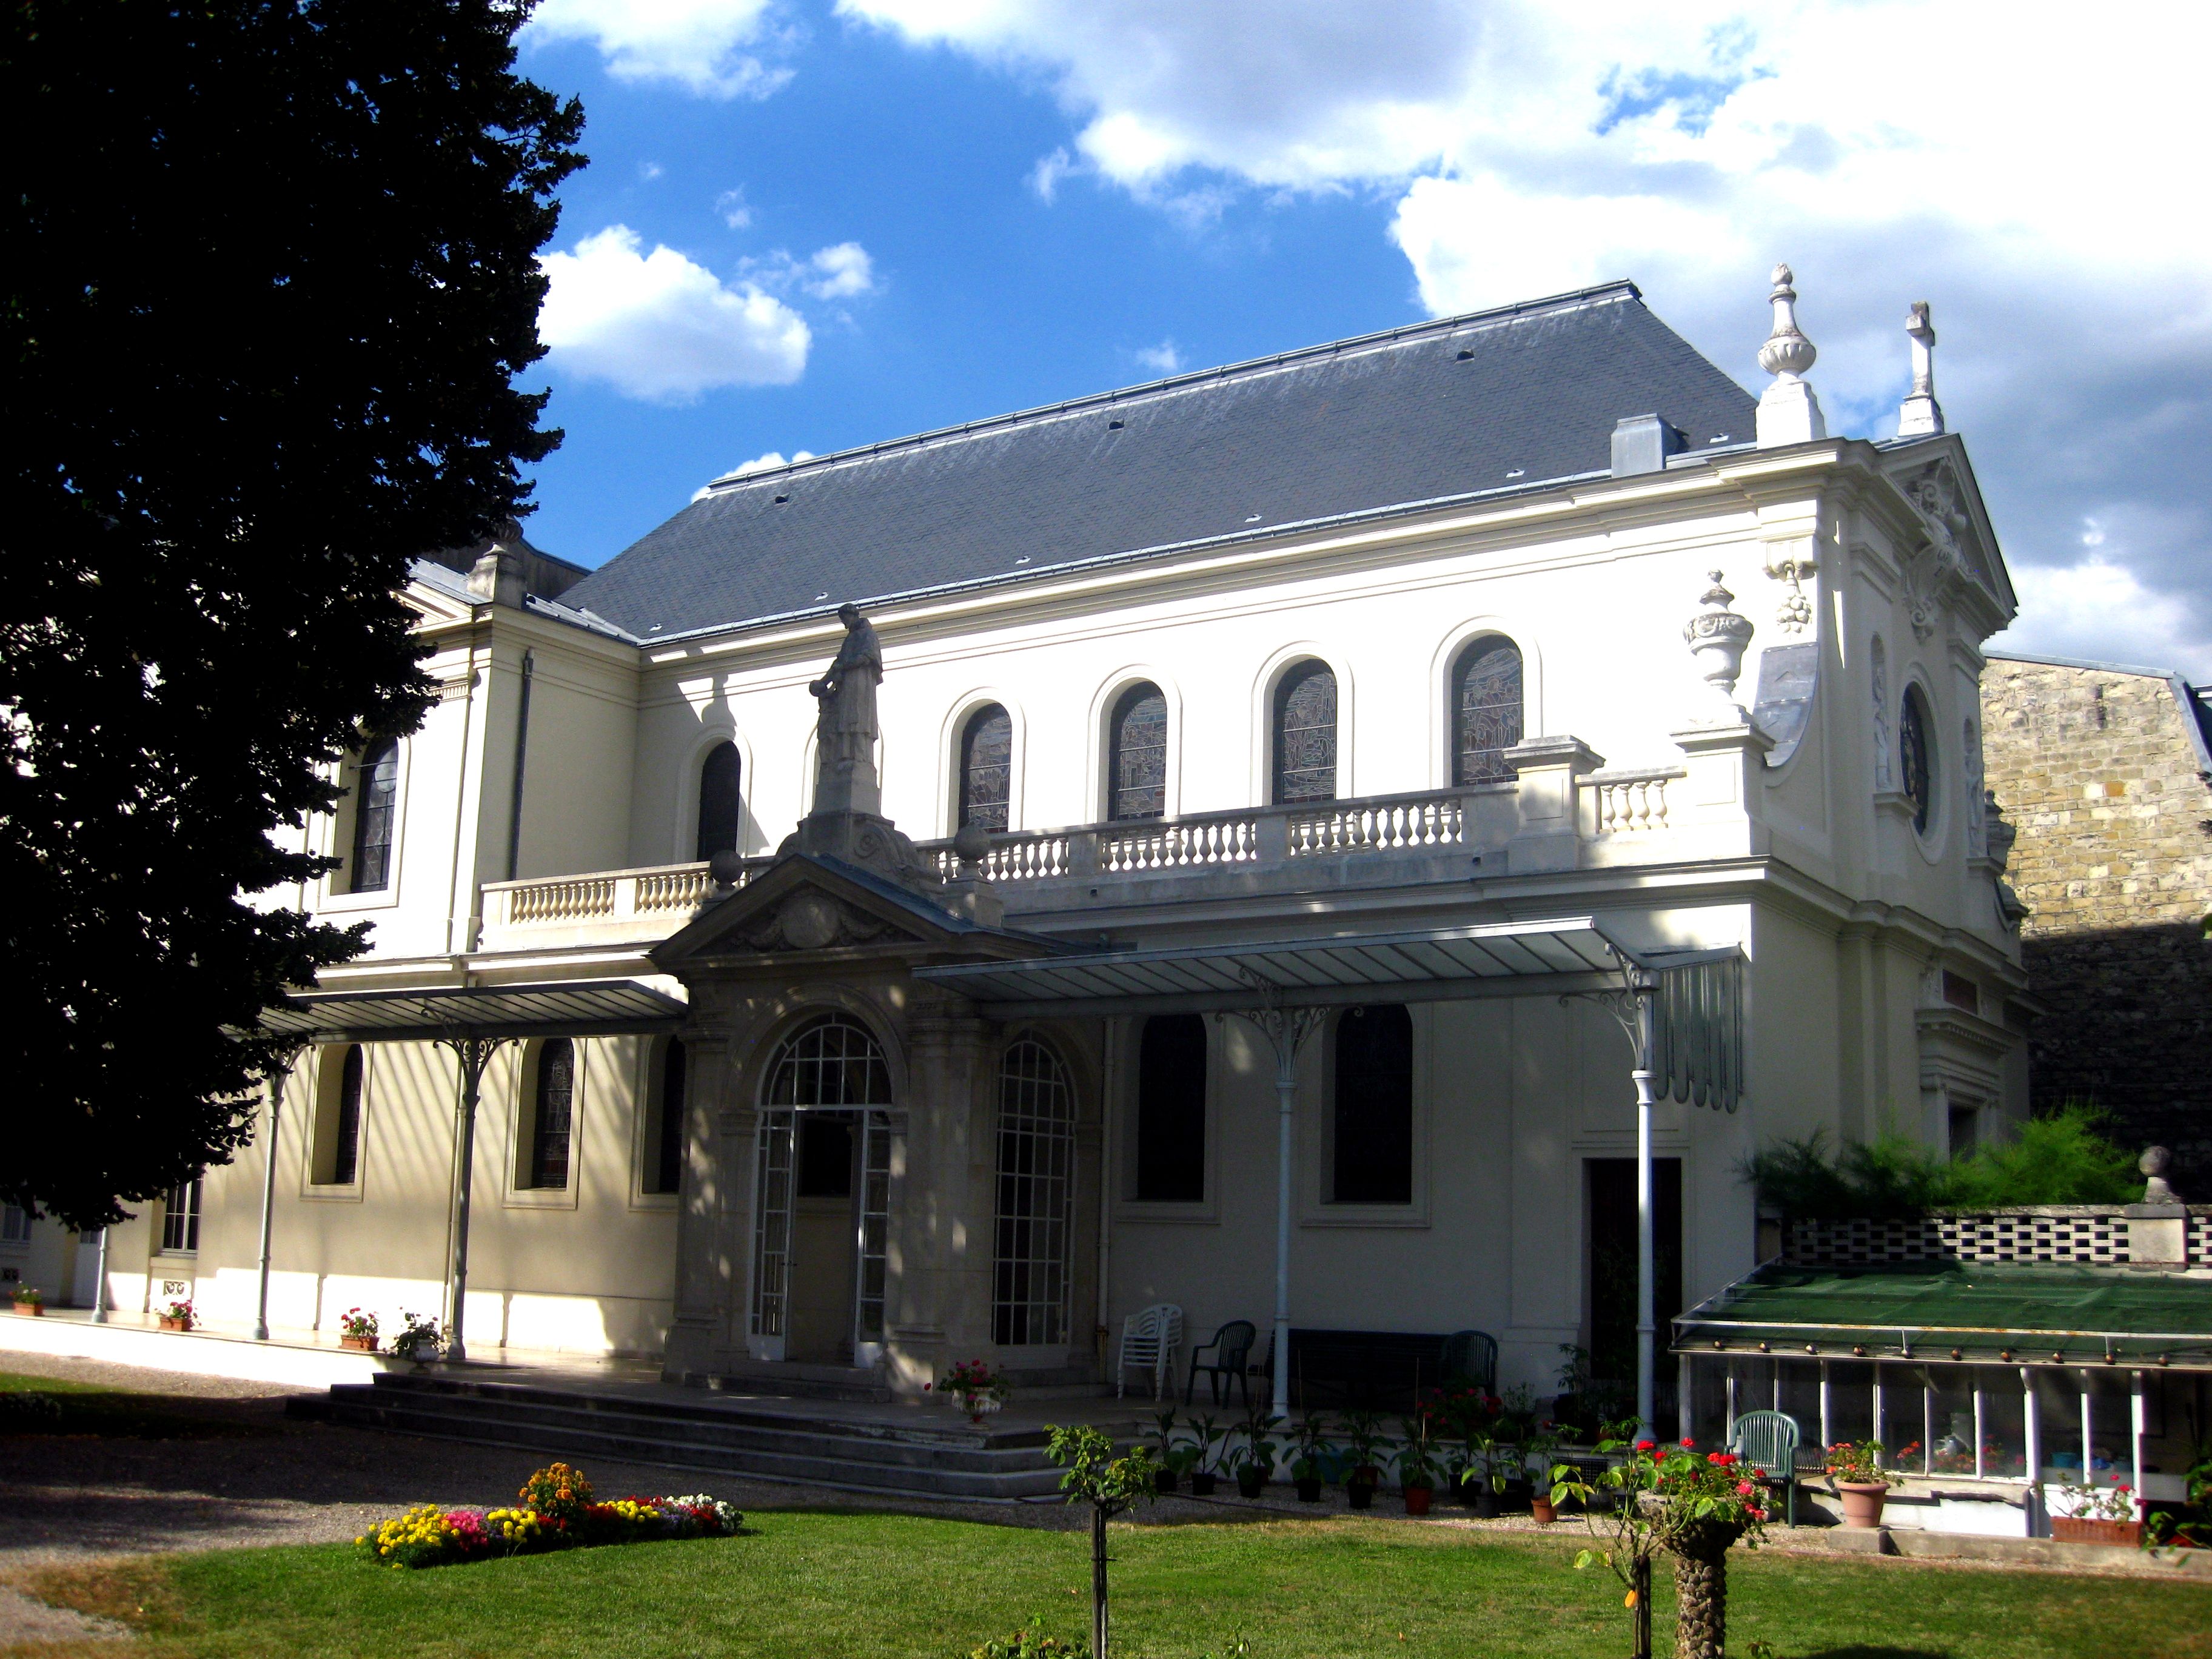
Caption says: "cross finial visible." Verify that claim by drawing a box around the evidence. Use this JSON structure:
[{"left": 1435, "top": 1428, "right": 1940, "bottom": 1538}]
[{"left": 1898, "top": 300, "right": 1945, "bottom": 437}]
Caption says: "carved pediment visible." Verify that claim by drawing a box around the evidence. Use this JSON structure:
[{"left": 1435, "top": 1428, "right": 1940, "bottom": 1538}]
[
  {"left": 734, "top": 889, "right": 904, "bottom": 954},
  {"left": 650, "top": 853, "right": 971, "bottom": 968},
  {"left": 1897, "top": 458, "right": 1999, "bottom": 638}
]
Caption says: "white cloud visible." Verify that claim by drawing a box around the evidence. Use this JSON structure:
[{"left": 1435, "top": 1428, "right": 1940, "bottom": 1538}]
[
  {"left": 838, "top": 0, "right": 2212, "bottom": 675},
  {"left": 525, "top": 0, "right": 794, "bottom": 99},
  {"left": 742, "top": 242, "right": 880, "bottom": 300},
  {"left": 1132, "top": 340, "right": 1183, "bottom": 375},
  {"left": 716, "top": 187, "right": 753, "bottom": 229},
  {"left": 638, "top": 161, "right": 665, "bottom": 182},
  {"left": 692, "top": 449, "right": 817, "bottom": 499},
  {"left": 1991, "top": 552, "right": 2209, "bottom": 679},
  {"left": 540, "top": 226, "right": 810, "bottom": 404}
]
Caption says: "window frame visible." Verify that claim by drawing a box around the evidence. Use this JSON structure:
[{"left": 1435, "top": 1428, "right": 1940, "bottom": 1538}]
[
  {"left": 957, "top": 702, "right": 1014, "bottom": 833},
  {"left": 695, "top": 741, "right": 744, "bottom": 863},
  {"left": 1118, "top": 1013, "right": 1218, "bottom": 1222},
  {"left": 306, "top": 1043, "right": 369, "bottom": 1191},
  {"left": 1269, "top": 657, "right": 1339, "bottom": 806},
  {"left": 1104, "top": 681, "right": 1170, "bottom": 822},
  {"left": 1302, "top": 1004, "right": 1433, "bottom": 1229},
  {"left": 159, "top": 1176, "right": 204, "bottom": 1255},
  {"left": 993, "top": 1035, "right": 1078, "bottom": 1349},
  {"left": 508, "top": 1039, "right": 585, "bottom": 1208},
  {"left": 321, "top": 739, "right": 406, "bottom": 911},
  {"left": 1325, "top": 1004, "right": 1416, "bottom": 1207},
  {"left": 1899, "top": 680, "right": 1937, "bottom": 839},
  {"left": 634, "top": 1035, "right": 686, "bottom": 1205},
  {"left": 1449, "top": 636, "right": 1526, "bottom": 787}
]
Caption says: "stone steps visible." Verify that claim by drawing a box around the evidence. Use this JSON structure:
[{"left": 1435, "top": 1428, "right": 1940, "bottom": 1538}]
[{"left": 317, "top": 1371, "right": 1070, "bottom": 1500}]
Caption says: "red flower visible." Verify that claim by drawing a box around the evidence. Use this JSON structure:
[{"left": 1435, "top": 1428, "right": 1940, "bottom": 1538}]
[
  {"left": 1737, "top": 1480, "right": 1755, "bottom": 1496},
  {"left": 1635, "top": 1439, "right": 1657, "bottom": 1452},
  {"left": 1680, "top": 1437, "right": 1696, "bottom": 1449}
]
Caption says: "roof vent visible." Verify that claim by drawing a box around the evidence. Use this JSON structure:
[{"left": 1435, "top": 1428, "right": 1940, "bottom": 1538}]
[
  {"left": 1455, "top": 348, "right": 1474, "bottom": 360},
  {"left": 1610, "top": 413, "right": 1684, "bottom": 477},
  {"left": 773, "top": 493, "right": 789, "bottom": 504},
  {"left": 1108, "top": 418, "right": 1124, "bottom": 429}
]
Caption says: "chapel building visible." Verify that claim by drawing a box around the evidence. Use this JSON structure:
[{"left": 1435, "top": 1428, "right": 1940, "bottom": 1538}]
[{"left": 53, "top": 273, "right": 2031, "bottom": 1420}]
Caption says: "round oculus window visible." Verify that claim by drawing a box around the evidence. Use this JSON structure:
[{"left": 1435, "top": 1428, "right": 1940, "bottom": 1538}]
[{"left": 1899, "top": 685, "right": 1934, "bottom": 835}]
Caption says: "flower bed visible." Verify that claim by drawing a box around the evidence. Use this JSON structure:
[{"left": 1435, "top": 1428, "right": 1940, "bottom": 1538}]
[{"left": 356, "top": 1463, "right": 742, "bottom": 1569}]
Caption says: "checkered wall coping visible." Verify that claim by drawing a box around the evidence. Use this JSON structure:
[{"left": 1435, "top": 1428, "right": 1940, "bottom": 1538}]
[
  {"left": 1784, "top": 1210, "right": 2160, "bottom": 1266},
  {"left": 2190, "top": 1212, "right": 2212, "bottom": 1262}
]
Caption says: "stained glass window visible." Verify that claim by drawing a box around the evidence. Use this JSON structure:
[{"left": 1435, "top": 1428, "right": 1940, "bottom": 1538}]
[
  {"left": 1108, "top": 684, "right": 1168, "bottom": 820},
  {"left": 1332, "top": 1005, "right": 1412, "bottom": 1203},
  {"left": 960, "top": 704, "right": 1012, "bottom": 832},
  {"left": 1452, "top": 638, "right": 1524, "bottom": 785},
  {"left": 332, "top": 1045, "right": 364, "bottom": 1186},
  {"left": 695, "top": 742, "right": 742, "bottom": 861},
  {"left": 1900, "top": 685, "right": 1934, "bottom": 834},
  {"left": 528, "top": 1039, "right": 575, "bottom": 1190},
  {"left": 1272, "top": 660, "right": 1337, "bottom": 804},
  {"left": 350, "top": 737, "right": 398, "bottom": 891}
]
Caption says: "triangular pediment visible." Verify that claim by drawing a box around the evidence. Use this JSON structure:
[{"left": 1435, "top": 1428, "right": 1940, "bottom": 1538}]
[{"left": 651, "top": 854, "right": 997, "bottom": 968}]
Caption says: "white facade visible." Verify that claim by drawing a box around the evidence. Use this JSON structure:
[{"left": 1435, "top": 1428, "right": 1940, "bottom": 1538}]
[{"left": 75, "top": 287, "right": 2029, "bottom": 1413}]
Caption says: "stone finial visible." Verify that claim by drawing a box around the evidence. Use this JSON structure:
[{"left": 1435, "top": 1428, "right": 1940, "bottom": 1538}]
[
  {"left": 1755, "top": 264, "right": 1828, "bottom": 447},
  {"left": 1897, "top": 301, "right": 1946, "bottom": 437},
  {"left": 1683, "top": 569, "right": 1756, "bottom": 714},
  {"left": 942, "top": 820, "right": 1005, "bottom": 927},
  {"left": 2140, "top": 1145, "right": 2182, "bottom": 1204},
  {"left": 708, "top": 848, "right": 748, "bottom": 897},
  {"left": 467, "top": 543, "right": 526, "bottom": 608}
]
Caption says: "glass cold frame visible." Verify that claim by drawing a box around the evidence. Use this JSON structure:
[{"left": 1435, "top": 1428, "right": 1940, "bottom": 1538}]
[
  {"left": 1976, "top": 1367, "right": 2027, "bottom": 1478},
  {"left": 1272, "top": 660, "right": 1337, "bottom": 804},
  {"left": 1108, "top": 685, "right": 1167, "bottom": 820},
  {"left": 1824, "top": 1359, "right": 1875, "bottom": 1449},
  {"left": 1926, "top": 1367, "right": 1975, "bottom": 1475},
  {"left": 960, "top": 704, "right": 1013, "bottom": 832},
  {"left": 1452, "top": 640, "right": 1523, "bottom": 785}
]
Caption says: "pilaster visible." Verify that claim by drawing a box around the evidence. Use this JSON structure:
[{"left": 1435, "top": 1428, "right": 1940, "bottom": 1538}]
[{"left": 1504, "top": 736, "right": 1606, "bottom": 874}]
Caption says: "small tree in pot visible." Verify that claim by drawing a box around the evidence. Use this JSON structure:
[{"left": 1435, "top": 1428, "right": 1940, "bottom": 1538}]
[
  {"left": 1339, "top": 1410, "right": 1386, "bottom": 1510},
  {"left": 1045, "top": 1424, "right": 1158, "bottom": 1659},
  {"left": 1393, "top": 1410, "right": 1443, "bottom": 1517},
  {"left": 1552, "top": 1428, "right": 1770, "bottom": 1659},
  {"left": 1232, "top": 1402, "right": 1284, "bottom": 1498},
  {"left": 1289, "top": 1413, "right": 1336, "bottom": 1503},
  {"left": 1187, "top": 1413, "right": 1223, "bottom": 1496}
]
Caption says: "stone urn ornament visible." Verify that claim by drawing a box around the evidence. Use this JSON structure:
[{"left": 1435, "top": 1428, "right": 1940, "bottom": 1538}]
[{"left": 1683, "top": 570, "right": 1755, "bottom": 715}]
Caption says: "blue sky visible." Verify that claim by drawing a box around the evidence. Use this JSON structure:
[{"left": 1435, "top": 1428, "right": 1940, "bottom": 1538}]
[{"left": 515, "top": 1, "right": 2211, "bottom": 677}]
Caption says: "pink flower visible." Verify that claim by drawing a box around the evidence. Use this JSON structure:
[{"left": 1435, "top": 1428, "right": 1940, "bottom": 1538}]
[{"left": 1737, "top": 1481, "right": 1755, "bottom": 1496}]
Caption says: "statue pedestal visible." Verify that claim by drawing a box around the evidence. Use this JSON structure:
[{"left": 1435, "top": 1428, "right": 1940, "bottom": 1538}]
[{"left": 780, "top": 809, "right": 936, "bottom": 894}]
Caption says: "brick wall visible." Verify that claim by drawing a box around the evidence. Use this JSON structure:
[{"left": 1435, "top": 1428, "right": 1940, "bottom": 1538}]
[{"left": 1979, "top": 657, "right": 2212, "bottom": 1181}]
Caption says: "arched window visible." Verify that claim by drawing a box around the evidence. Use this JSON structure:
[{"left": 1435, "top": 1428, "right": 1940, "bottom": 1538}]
[
  {"left": 1134, "top": 1013, "right": 1206, "bottom": 1202},
  {"left": 695, "top": 742, "right": 742, "bottom": 862},
  {"left": 959, "top": 703, "right": 1013, "bottom": 832},
  {"left": 1899, "top": 685, "right": 1934, "bottom": 834},
  {"left": 350, "top": 737, "right": 399, "bottom": 891},
  {"left": 1272, "top": 659, "right": 1337, "bottom": 804},
  {"left": 332, "top": 1045, "right": 364, "bottom": 1186},
  {"left": 1107, "top": 683, "right": 1168, "bottom": 820},
  {"left": 994, "top": 1039, "right": 1076, "bottom": 1346},
  {"left": 526, "top": 1038, "right": 576, "bottom": 1190},
  {"left": 1452, "top": 638, "right": 1524, "bottom": 785},
  {"left": 1332, "top": 1005, "right": 1412, "bottom": 1204},
  {"left": 649, "top": 1037, "right": 686, "bottom": 1196}
]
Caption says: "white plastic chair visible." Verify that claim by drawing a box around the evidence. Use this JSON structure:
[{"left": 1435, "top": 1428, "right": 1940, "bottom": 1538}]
[{"left": 1116, "top": 1303, "right": 1184, "bottom": 1399}]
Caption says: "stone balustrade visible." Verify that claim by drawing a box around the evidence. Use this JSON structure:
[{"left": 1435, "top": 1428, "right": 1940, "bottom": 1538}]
[{"left": 480, "top": 859, "right": 744, "bottom": 945}]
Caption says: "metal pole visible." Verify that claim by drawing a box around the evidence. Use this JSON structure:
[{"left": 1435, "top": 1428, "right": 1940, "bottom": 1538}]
[
  {"left": 2130, "top": 1370, "right": 2145, "bottom": 1512},
  {"left": 444, "top": 1038, "right": 489, "bottom": 1365},
  {"left": 88, "top": 1222, "right": 110, "bottom": 1324},
  {"left": 253, "top": 1076, "right": 282, "bottom": 1341},
  {"left": 1632, "top": 981, "right": 1659, "bottom": 1439},
  {"left": 1272, "top": 1036, "right": 1296, "bottom": 1422}
]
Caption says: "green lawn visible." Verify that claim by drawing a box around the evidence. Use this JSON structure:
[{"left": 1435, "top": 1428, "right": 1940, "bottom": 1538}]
[{"left": 22, "top": 1510, "right": 2212, "bottom": 1659}]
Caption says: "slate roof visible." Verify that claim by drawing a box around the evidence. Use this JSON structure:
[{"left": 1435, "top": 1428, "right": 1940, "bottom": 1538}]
[{"left": 559, "top": 281, "right": 1758, "bottom": 642}]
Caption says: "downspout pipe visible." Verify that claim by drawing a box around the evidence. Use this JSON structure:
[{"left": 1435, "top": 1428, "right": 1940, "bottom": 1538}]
[
  {"left": 504, "top": 649, "right": 534, "bottom": 882},
  {"left": 253, "top": 1075, "right": 282, "bottom": 1340}
]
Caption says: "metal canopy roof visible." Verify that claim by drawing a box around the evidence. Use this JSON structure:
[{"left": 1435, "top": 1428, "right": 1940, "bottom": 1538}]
[
  {"left": 261, "top": 980, "right": 687, "bottom": 1044},
  {"left": 912, "top": 917, "right": 1659, "bottom": 1019},
  {"left": 1674, "top": 1262, "right": 2212, "bottom": 1370}
]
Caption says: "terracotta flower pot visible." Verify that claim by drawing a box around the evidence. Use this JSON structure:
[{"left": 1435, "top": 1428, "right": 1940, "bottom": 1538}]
[
  {"left": 2054, "top": 1516, "right": 2142, "bottom": 1547},
  {"left": 1530, "top": 1495, "right": 1556, "bottom": 1526},
  {"left": 12, "top": 1302, "right": 42, "bottom": 1317},
  {"left": 158, "top": 1315, "right": 190, "bottom": 1332},
  {"left": 340, "top": 1334, "right": 378, "bottom": 1352},
  {"left": 1404, "top": 1486, "right": 1433, "bottom": 1517},
  {"left": 1836, "top": 1481, "right": 1889, "bottom": 1529}
]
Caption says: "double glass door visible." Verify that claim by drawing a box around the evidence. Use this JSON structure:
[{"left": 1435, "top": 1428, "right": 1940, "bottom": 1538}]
[{"left": 748, "top": 1107, "right": 891, "bottom": 1363}]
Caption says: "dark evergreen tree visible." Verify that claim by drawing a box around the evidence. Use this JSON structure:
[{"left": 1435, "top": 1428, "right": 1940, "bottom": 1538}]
[{"left": 1, "top": 0, "right": 585, "bottom": 1226}]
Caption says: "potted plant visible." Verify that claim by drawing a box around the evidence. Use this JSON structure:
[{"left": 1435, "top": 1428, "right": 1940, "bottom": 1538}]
[
  {"left": 1151, "top": 1409, "right": 1182, "bottom": 1493},
  {"left": 1523, "top": 1421, "right": 1563, "bottom": 1524},
  {"left": 158, "top": 1297, "right": 195, "bottom": 1332},
  {"left": 1823, "top": 1439, "right": 1891, "bottom": 1529},
  {"left": 1341, "top": 1410, "right": 1386, "bottom": 1510},
  {"left": 1187, "top": 1413, "right": 1222, "bottom": 1496},
  {"left": 390, "top": 1310, "right": 443, "bottom": 1364},
  {"left": 1394, "top": 1421, "right": 1441, "bottom": 1518},
  {"left": 10, "top": 1285, "right": 44, "bottom": 1317},
  {"left": 1289, "top": 1413, "right": 1336, "bottom": 1503},
  {"left": 338, "top": 1307, "right": 380, "bottom": 1352},
  {"left": 938, "top": 1358, "right": 1010, "bottom": 1423},
  {"left": 1232, "top": 1404, "right": 1282, "bottom": 1500},
  {"left": 2053, "top": 1481, "right": 2142, "bottom": 1547}
]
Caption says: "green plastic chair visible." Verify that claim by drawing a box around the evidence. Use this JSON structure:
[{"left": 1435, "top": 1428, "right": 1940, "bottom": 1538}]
[{"left": 1728, "top": 1409, "right": 1802, "bottom": 1526}]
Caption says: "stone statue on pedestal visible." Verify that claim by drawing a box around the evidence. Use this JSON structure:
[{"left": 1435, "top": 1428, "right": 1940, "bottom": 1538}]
[{"left": 808, "top": 605, "right": 883, "bottom": 816}]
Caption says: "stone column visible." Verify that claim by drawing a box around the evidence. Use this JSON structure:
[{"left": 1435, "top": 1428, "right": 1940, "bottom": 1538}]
[
  {"left": 897, "top": 1008, "right": 994, "bottom": 1392},
  {"left": 664, "top": 1020, "right": 752, "bottom": 1381}
]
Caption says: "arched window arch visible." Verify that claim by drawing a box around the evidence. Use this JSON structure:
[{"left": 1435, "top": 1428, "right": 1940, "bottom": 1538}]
[
  {"left": 1107, "top": 683, "right": 1168, "bottom": 820},
  {"left": 1331, "top": 1005, "right": 1412, "bottom": 1204},
  {"left": 1899, "top": 684, "right": 1934, "bottom": 834},
  {"left": 695, "top": 741, "right": 742, "bottom": 862},
  {"left": 350, "top": 737, "right": 399, "bottom": 891},
  {"left": 1272, "top": 659, "right": 1338, "bottom": 804},
  {"left": 524, "top": 1038, "right": 576, "bottom": 1190},
  {"left": 959, "top": 703, "right": 1013, "bottom": 832},
  {"left": 1451, "top": 638, "right": 1524, "bottom": 785},
  {"left": 994, "top": 1037, "right": 1076, "bottom": 1346},
  {"left": 1134, "top": 1013, "right": 1206, "bottom": 1202}
]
